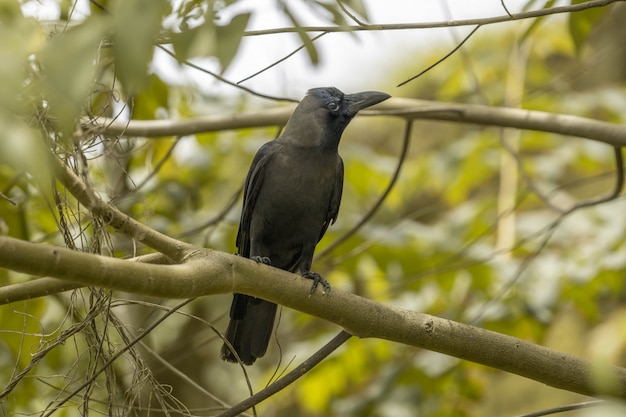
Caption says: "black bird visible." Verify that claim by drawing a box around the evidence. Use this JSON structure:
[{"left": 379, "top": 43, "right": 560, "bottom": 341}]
[{"left": 221, "top": 87, "right": 390, "bottom": 365}]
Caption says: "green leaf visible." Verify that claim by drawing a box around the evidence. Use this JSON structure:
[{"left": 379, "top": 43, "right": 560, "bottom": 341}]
[
  {"left": 314, "top": 1, "right": 350, "bottom": 28},
  {"left": 520, "top": 0, "right": 555, "bottom": 43},
  {"left": 130, "top": 73, "right": 169, "bottom": 120},
  {"left": 568, "top": 1, "right": 607, "bottom": 55},
  {"left": 215, "top": 12, "right": 250, "bottom": 72},
  {"left": 170, "top": 20, "right": 217, "bottom": 63},
  {"left": 40, "top": 17, "right": 109, "bottom": 134},
  {"left": 283, "top": 4, "right": 319, "bottom": 65},
  {"left": 338, "top": 0, "right": 369, "bottom": 22},
  {"left": 112, "top": 0, "right": 168, "bottom": 95}
]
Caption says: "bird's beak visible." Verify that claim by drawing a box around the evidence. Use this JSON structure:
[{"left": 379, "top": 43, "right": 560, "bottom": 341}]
[{"left": 345, "top": 91, "right": 391, "bottom": 116}]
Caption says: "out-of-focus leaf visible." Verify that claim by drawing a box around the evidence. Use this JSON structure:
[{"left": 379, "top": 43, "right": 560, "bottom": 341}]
[
  {"left": 215, "top": 12, "right": 250, "bottom": 72},
  {"left": 130, "top": 73, "right": 169, "bottom": 120},
  {"left": 112, "top": 0, "right": 168, "bottom": 95},
  {"left": 170, "top": 19, "right": 216, "bottom": 62},
  {"left": 0, "top": 11, "right": 42, "bottom": 113},
  {"left": 314, "top": 1, "right": 350, "bottom": 28},
  {"left": 568, "top": 0, "right": 607, "bottom": 55},
  {"left": 339, "top": 0, "right": 369, "bottom": 22},
  {"left": 520, "top": 0, "right": 555, "bottom": 43},
  {"left": 40, "top": 17, "right": 108, "bottom": 134},
  {"left": 0, "top": 0, "right": 22, "bottom": 23},
  {"left": 283, "top": 4, "right": 319, "bottom": 65},
  {"left": 176, "top": 0, "right": 203, "bottom": 18}
]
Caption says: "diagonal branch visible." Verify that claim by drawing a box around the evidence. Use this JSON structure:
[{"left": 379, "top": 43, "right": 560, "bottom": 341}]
[
  {"left": 1, "top": 234, "right": 626, "bottom": 399},
  {"left": 216, "top": 331, "right": 352, "bottom": 417}
]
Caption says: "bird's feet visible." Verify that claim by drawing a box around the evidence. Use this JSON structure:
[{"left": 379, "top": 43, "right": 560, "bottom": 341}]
[
  {"left": 251, "top": 255, "right": 272, "bottom": 265},
  {"left": 302, "top": 271, "right": 331, "bottom": 295}
]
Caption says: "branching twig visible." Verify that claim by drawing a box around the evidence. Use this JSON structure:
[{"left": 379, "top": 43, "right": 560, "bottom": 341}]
[
  {"left": 513, "top": 400, "right": 609, "bottom": 417},
  {"left": 156, "top": 45, "right": 297, "bottom": 103},
  {"left": 500, "top": 0, "right": 514, "bottom": 18},
  {"left": 118, "top": 136, "right": 182, "bottom": 201},
  {"left": 0, "top": 294, "right": 111, "bottom": 399},
  {"left": 177, "top": 185, "right": 243, "bottom": 239},
  {"left": 469, "top": 147, "right": 624, "bottom": 323},
  {"left": 51, "top": 155, "right": 195, "bottom": 262},
  {"left": 336, "top": 0, "right": 368, "bottom": 26},
  {"left": 216, "top": 331, "right": 352, "bottom": 417},
  {"left": 397, "top": 25, "right": 481, "bottom": 87},
  {"left": 237, "top": 32, "right": 328, "bottom": 85},
  {"left": 40, "top": 298, "right": 195, "bottom": 417},
  {"left": 316, "top": 119, "right": 412, "bottom": 260}
]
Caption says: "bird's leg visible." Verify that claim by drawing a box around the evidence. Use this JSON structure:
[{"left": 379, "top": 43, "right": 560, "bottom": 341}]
[
  {"left": 251, "top": 255, "right": 271, "bottom": 265},
  {"left": 302, "top": 271, "right": 331, "bottom": 295}
]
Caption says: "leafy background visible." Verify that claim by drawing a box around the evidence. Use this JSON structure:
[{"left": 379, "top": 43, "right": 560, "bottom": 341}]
[{"left": 1, "top": 0, "right": 626, "bottom": 416}]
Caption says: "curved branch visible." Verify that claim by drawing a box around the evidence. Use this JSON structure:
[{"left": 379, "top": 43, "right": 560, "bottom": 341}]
[
  {"left": 1, "top": 234, "right": 626, "bottom": 399},
  {"left": 85, "top": 98, "right": 626, "bottom": 148}
]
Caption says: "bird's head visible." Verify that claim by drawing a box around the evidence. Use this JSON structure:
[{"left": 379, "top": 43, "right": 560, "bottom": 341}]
[{"left": 283, "top": 87, "right": 390, "bottom": 149}]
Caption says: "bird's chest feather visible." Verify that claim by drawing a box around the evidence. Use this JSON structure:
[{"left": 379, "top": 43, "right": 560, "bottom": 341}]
[{"left": 254, "top": 148, "right": 338, "bottom": 229}]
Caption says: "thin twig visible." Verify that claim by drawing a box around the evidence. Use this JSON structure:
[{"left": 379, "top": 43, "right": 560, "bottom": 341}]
[
  {"left": 216, "top": 331, "right": 352, "bottom": 417},
  {"left": 469, "top": 146, "right": 625, "bottom": 323},
  {"left": 500, "top": 0, "right": 514, "bottom": 18},
  {"left": 237, "top": 32, "right": 328, "bottom": 85},
  {"left": 177, "top": 185, "right": 243, "bottom": 239},
  {"left": 316, "top": 119, "right": 412, "bottom": 260},
  {"left": 397, "top": 25, "right": 481, "bottom": 87},
  {"left": 0, "top": 295, "right": 111, "bottom": 399},
  {"left": 126, "top": 136, "right": 181, "bottom": 197},
  {"left": 51, "top": 155, "right": 195, "bottom": 262},
  {"left": 513, "top": 400, "right": 609, "bottom": 417},
  {"left": 40, "top": 298, "right": 195, "bottom": 417},
  {"left": 156, "top": 45, "right": 297, "bottom": 103},
  {"left": 242, "top": 0, "right": 618, "bottom": 36},
  {"left": 336, "top": 0, "right": 368, "bottom": 26},
  {"left": 0, "top": 192, "right": 16, "bottom": 205}
]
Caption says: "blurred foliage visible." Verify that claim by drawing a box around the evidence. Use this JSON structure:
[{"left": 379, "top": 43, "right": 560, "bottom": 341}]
[{"left": 1, "top": 0, "right": 626, "bottom": 416}]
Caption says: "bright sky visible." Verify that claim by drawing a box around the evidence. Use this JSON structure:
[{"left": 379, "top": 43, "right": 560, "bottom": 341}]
[
  {"left": 183, "top": 0, "right": 529, "bottom": 98},
  {"left": 23, "top": 0, "right": 529, "bottom": 99}
]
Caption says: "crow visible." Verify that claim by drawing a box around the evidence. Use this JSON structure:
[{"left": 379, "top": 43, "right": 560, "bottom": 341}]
[{"left": 221, "top": 87, "right": 390, "bottom": 365}]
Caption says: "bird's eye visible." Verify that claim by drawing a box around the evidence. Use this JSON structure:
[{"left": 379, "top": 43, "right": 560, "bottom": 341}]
[{"left": 328, "top": 102, "right": 340, "bottom": 112}]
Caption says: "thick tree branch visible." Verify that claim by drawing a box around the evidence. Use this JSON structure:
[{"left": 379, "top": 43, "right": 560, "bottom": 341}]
[
  {"left": 85, "top": 98, "right": 626, "bottom": 147},
  {"left": 1, "top": 235, "right": 625, "bottom": 399},
  {"left": 379, "top": 99, "right": 626, "bottom": 147},
  {"left": 0, "top": 252, "right": 173, "bottom": 303},
  {"left": 82, "top": 106, "right": 295, "bottom": 137}
]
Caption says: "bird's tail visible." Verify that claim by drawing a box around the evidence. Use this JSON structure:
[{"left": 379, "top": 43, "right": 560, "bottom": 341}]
[{"left": 221, "top": 293, "right": 277, "bottom": 365}]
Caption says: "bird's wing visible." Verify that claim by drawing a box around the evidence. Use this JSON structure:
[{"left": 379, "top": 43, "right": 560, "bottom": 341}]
[
  {"left": 236, "top": 141, "right": 279, "bottom": 256},
  {"left": 318, "top": 156, "right": 344, "bottom": 242}
]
